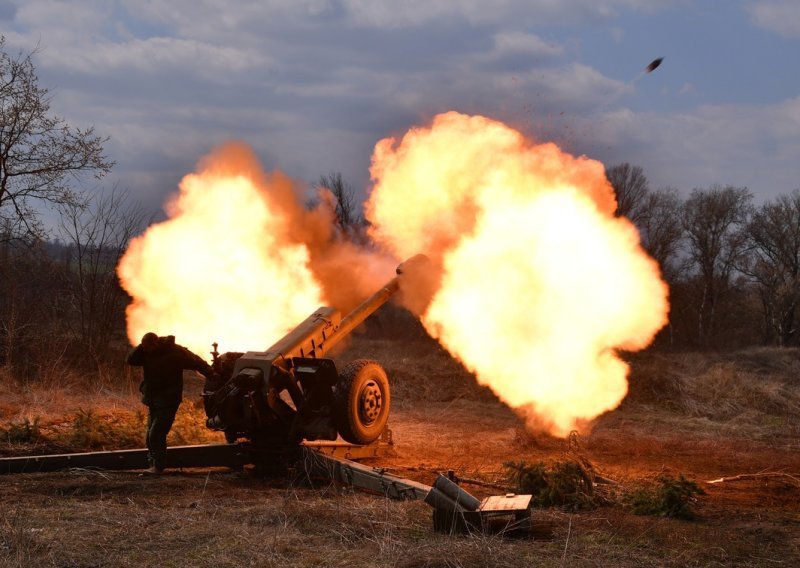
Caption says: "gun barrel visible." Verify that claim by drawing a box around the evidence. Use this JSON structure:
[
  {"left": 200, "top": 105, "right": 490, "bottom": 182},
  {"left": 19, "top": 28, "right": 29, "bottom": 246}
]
[
  {"left": 229, "top": 255, "right": 428, "bottom": 380},
  {"left": 324, "top": 277, "right": 400, "bottom": 353},
  {"left": 324, "top": 253, "right": 429, "bottom": 353},
  {"left": 266, "top": 306, "right": 340, "bottom": 360}
]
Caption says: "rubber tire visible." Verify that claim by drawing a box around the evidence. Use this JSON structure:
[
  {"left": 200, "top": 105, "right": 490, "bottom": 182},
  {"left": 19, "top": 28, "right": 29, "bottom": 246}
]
[{"left": 333, "top": 359, "right": 391, "bottom": 445}]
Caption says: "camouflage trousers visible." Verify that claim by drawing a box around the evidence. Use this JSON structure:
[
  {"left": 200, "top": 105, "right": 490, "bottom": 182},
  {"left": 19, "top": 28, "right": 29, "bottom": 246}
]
[{"left": 146, "top": 403, "right": 179, "bottom": 470}]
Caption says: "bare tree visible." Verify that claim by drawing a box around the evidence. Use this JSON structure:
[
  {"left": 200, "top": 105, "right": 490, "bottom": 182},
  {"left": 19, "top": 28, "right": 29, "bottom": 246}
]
[
  {"left": 58, "top": 187, "right": 146, "bottom": 364},
  {"left": 743, "top": 190, "right": 800, "bottom": 346},
  {"left": 682, "top": 185, "right": 752, "bottom": 346},
  {"left": 0, "top": 36, "right": 113, "bottom": 242},
  {"left": 607, "top": 163, "right": 650, "bottom": 225},
  {"left": 315, "top": 172, "right": 359, "bottom": 230},
  {"left": 637, "top": 186, "right": 685, "bottom": 282},
  {"left": 606, "top": 165, "right": 684, "bottom": 280}
]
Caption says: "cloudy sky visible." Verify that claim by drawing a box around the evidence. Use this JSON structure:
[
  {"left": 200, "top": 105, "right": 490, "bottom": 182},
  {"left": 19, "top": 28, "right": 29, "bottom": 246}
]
[{"left": 2, "top": 0, "right": 799, "bottom": 214}]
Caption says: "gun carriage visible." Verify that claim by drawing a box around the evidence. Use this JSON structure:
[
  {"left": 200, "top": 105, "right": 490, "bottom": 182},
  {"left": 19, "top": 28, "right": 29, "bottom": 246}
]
[{"left": 203, "top": 254, "right": 429, "bottom": 449}]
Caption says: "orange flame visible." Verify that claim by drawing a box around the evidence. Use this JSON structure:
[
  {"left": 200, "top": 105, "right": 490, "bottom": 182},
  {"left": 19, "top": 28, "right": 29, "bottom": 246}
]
[
  {"left": 366, "top": 112, "right": 669, "bottom": 435},
  {"left": 117, "top": 143, "right": 326, "bottom": 357}
]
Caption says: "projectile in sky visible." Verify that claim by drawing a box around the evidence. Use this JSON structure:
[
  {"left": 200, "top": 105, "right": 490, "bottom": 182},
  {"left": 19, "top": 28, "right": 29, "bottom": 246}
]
[{"left": 645, "top": 57, "right": 664, "bottom": 73}]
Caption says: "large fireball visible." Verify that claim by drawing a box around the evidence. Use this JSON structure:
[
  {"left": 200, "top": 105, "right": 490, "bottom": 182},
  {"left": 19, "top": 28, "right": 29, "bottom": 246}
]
[
  {"left": 117, "top": 143, "right": 325, "bottom": 357},
  {"left": 366, "top": 111, "right": 669, "bottom": 435}
]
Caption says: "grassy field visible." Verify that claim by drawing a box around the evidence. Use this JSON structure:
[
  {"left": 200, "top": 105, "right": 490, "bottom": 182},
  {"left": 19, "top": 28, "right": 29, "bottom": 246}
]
[{"left": 1, "top": 335, "right": 799, "bottom": 567}]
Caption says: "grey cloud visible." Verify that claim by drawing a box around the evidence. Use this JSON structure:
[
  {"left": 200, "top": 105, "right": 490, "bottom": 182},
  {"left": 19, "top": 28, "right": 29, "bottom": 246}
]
[
  {"left": 120, "top": 0, "right": 344, "bottom": 39},
  {"left": 482, "top": 31, "right": 564, "bottom": 65},
  {"left": 748, "top": 1, "right": 800, "bottom": 38},
  {"left": 7, "top": 0, "right": 792, "bottom": 225},
  {"left": 584, "top": 98, "right": 800, "bottom": 199},
  {"left": 8, "top": 2, "right": 272, "bottom": 89},
  {"left": 15, "top": 0, "right": 110, "bottom": 34},
  {"left": 29, "top": 9, "right": 632, "bottom": 210},
  {"left": 48, "top": 83, "right": 379, "bottom": 210},
  {"left": 116, "top": 0, "right": 677, "bottom": 34},
  {"left": 39, "top": 36, "right": 271, "bottom": 80},
  {"left": 2, "top": 0, "right": 632, "bottom": 113},
  {"left": 340, "top": 0, "right": 674, "bottom": 28}
]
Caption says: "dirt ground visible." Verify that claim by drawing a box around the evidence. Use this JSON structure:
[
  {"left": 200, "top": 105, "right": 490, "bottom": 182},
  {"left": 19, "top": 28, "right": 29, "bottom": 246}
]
[{"left": 1, "top": 336, "right": 799, "bottom": 567}]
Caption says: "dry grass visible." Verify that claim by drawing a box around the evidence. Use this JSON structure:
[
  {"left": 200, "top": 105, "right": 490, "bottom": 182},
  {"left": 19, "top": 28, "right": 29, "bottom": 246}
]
[
  {"left": 613, "top": 347, "right": 800, "bottom": 445},
  {"left": 2, "top": 340, "right": 800, "bottom": 566},
  {"left": 1, "top": 470, "right": 786, "bottom": 568},
  {"left": 0, "top": 371, "right": 223, "bottom": 455}
]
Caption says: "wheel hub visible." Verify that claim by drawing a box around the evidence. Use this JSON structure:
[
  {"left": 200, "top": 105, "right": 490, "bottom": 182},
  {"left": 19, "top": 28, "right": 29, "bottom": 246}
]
[{"left": 358, "top": 380, "right": 382, "bottom": 425}]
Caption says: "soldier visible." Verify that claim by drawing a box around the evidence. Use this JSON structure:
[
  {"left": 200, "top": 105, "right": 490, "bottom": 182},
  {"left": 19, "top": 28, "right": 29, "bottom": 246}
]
[{"left": 127, "top": 332, "right": 215, "bottom": 475}]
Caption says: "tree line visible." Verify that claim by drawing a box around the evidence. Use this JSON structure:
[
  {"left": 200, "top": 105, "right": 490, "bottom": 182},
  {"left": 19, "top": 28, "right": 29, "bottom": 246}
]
[
  {"left": 0, "top": 37, "right": 142, "bottom": 383},
  {"left": 608, "top": 163, "right": 800, "bottom": 349}
]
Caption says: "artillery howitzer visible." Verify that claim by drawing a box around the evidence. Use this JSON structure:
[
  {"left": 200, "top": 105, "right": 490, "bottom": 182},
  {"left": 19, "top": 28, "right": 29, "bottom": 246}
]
[
  {"left": 0, "top": 253, "right": 535, "bottom": 536},
  {"left": 203, "top": 253, "right": 428, "bottom": 450}
]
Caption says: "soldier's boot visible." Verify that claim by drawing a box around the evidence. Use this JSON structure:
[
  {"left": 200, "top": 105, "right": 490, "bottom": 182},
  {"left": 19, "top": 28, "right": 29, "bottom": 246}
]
[{"left": 141, "top": 456, "right": 165, "bottom": 476}]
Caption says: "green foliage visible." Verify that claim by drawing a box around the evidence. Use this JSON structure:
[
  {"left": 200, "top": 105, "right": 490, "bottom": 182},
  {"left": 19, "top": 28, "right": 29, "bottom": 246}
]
[
  {"left": 0, "top": 417, "right": 44, "bottom": 444},
  {"left": 506, "top": 461, "right": 705, "bottom": 519},
  {"left": 624, "top": 474, "right": 706, "bottom": 520},
  {"left": 66, "top": 408, "right": 144, "bottom": 450},
  {"left": 0, "top": 404, "right": 217, "bottom": 454},
  {"left": 168, "top": 402, "right": 214, "bottom": 445},
  {"left": 505, "top": 460, "right": 598, "bottom": 511}
]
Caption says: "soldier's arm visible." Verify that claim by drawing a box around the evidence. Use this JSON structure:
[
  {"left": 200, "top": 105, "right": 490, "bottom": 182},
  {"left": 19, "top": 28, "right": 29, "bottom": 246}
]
[
  {"left": 179, "top": 346, "right": 214, "bottom": 379},
  {"left": 127, "top": 345, "right": 146, "bottom": 366}
]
